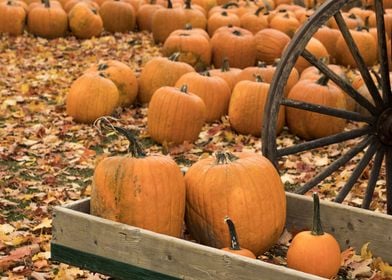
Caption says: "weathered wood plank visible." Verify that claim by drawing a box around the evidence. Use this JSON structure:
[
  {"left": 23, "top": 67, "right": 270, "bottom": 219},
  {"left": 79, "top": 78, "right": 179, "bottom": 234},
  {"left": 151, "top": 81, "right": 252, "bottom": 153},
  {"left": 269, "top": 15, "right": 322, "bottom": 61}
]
[
  {"left": 52, "top": 202, "right": 323, "bottom": 280},
  {"left": 286, "top": 192, "right": 392, "bottom": 263}
]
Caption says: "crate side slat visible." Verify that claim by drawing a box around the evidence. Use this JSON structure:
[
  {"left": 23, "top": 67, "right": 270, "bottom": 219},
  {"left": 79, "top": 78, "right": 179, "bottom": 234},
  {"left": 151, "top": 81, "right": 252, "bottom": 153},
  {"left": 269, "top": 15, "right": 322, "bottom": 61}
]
[
  {"left": 52, "top": 206, "right": 322, "bottom": 280},
  {"left": 286, "top": 193, "right": 392, "bottom": 262},
  {"left": 51, "top": 243, "right": 179, "bottom": 280}
]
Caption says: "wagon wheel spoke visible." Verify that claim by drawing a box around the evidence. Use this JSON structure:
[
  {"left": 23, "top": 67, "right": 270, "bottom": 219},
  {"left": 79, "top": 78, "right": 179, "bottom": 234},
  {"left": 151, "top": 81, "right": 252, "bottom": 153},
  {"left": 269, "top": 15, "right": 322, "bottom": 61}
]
[
  {"left": 334, "top": 11, "right": 383, "bottom": 110},
  {"left": 302, "top": 50, "right": 378, "bottom": 113},
  {"left": 296, "top": 136, "right": 373, "bottom": 194},
  {"left": 362, "top": 147, "right": 385, "bottom": 209},
  {"left": 334, "top": 139, "right": 379, "bottom": 203},
  {"left": 386, "top": 148, "right": 392, "bottom": 214},
  {"left": 281, "top": 98, "right": 373, "bottom": 123},
  {"left": 374, "top": 0, "right": 392, "bottom": 103},
  {"left": 277, "top": 126, "right": 373, "bottom": 157}
]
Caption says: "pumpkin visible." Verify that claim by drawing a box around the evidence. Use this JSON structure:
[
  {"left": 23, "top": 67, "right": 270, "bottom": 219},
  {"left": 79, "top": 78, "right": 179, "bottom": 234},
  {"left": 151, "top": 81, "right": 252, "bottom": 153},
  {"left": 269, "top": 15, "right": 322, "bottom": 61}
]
[
  {"left": 293, "top": 37, "right": 329, "bottom": 73},
  {"left": 68, "top": 2, "right": 103, "bottom": 39},
  {"left": 287, "top": 192, "right": 341, "bottom": 278},
  {"left": 269, "top": 9, "right": 300, "bottom": 37},
  {"left": 209, "top": 57, "right": 243, "bottom": 91},
  {"left": 327, "top": 12, "right": 364, "bottom": 30},
  {"left": 27, "top": 0, "right": 68, "bottom": 38},
  {"left": 211, "top": 26, "right": 256, "bottom": 69},
  {"left": 208, "top": 1, "right": 238, "bottom": 17},
  {"left": 183, "top": 0, "right": 207, "bottom": 29},
  {"left": 286, "top": 75, "right": 347, "bottom": 140},
  {"left": 185, "top": 151, "right": 286, "bottom": 256},
  {"left": 191, "top": 0, "right": 216, "bottom": 12},
  {"left": 229, "top": 75, "right": 285, "bottom": 136},
  {"left": 136, "top": 0, "right": 163, "bottom": 31},
  {"left": 0, "top": 0, "right": 26, "bottom": 35},
  {"left": 138, "top": 53, "right": 195, "bottom": 104},
  {"left": 85, "top": 60, "right": 138, "bottom": 107},
  {"left": 147, "top": 85, "right": 207, "bottom": 145},
  {"left": 254, "top": 28, "right": 291, "bottom": 64},
  {"left": 99, "top": 0, "right": 135, "bottom": 32},
  {"left": 239, "top": 6, "right": 269, "bottom": 34},
  {"left": 66, "top": 72, "right": 119, "bottom": 123},
  {"left": 335, "top": 27, "right": 377, "bottom": 68},
  {"left": 207, "top": 10, "right": 241, "bottom": 36},
  {"left": 91, "top": 125, "right": 186, "bottom": 238},
  {"left": 312, "top": 25, "right": 340, "bottom": 63},
  {"left": 63, "top": 0, "right": 98, "bottom": 12},
  {"left": 221, "top": 217, "right": 256, "bottom": 259},
  {"left": 151, "top": 0, "right": 182, "bottom": 43},
  {"left": 175, "top": 71, "right": 231, "bottom": 122},
  {"left": 162, "top": 27, "right": 211, "bottom": 72}
]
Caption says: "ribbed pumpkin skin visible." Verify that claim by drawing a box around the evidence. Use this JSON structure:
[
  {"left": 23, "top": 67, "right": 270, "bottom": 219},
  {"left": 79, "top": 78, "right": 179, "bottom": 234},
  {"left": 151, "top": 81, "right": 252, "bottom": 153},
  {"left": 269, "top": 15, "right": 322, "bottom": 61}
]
[
  {"left": 66, "top": 73, "right": 119, "bottom": 123},
  {"left": 91, "top": 155, "right": 186, "bottom": 237},
  {"left": 68, "top": 2, "right": 103, "bottom": 39},
  {"left": 147, "top": 86, "right": 206, "bottom": 145},
  {"left": 0, "top": 1, "right": 26, "bottom": 35},
  {"left": 229, "top": 80, "right": 285, "bottom": 136},
  {"left": 211, "top": 26, "right": 256, "bottom": 69},
  {"left": 254, "top": 28, "right": 291, "bottom": 64},
  {"left": 287, "top": 231, "right": 341, "bottom": 278},
  {"left": 185, "top": 153, "right": 286, "bottom": 256},
  {"left": 99, "top": 0, "right": 135, "bottom": 32},
  {"left": 85, "top": 60, "right": 138, "bottom": 107},
  {"left": 286, "top": 79, "right": 347, "bottom": 140},
  {"left": 294, "top": 37, "right": 329, "bottom": 73},
  {"left": 138, "top": 57, "right": 195, "bottom": 104},
  {"left": 27, "top": 1, "right": 68, "bottom": 38},
  {"left": 175, "top": 72, "right": 231, "bottom": 122}
]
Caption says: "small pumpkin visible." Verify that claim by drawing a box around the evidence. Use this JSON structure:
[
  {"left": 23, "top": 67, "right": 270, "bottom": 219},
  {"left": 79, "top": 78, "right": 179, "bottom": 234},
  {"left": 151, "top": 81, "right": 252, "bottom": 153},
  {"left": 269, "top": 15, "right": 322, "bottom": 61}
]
[
  {"left": 147, "top": 85, "right": 207, "bottom": 145},
  {"left": 209, "top": 57, "right": 243, "bottom": 91},
  {"left": 185, "top": 151, "right": 286, "bottom": 256},
  {"left": 221, "top": 217, "right": 256, "bottom": 259},
  {"left": 138, "top": 53, "right": 195, "bottom": 104},
  {"left": 136, "top": 0, "right": 163, "bottom": 32},
  {"left": 254, "top": 28, "right": 291, "bottom": 64},
  {"left": 269, "top": 9, "right": 300, "bottom": 37},
  {"left": 286, "top": 75, "right": 347, "bottom": 140},
  {"left": 99, "top": 0, "right": 136, "bottom": 32},
  {"left": 287, "top": 192, "right": 341, "bottom": 279},
  {"left": 211, "top": 25, "right": 256, "bottom": 69},
  {"left": 91, "top": 124, "right": 186, "bottom": 238},
  {"left": 229, "top": 75, "right": 285, "bottom": 136},
  {"left": 312, "top": 25, "right": 340, "bottom": 63},
  {"left": 27, "top": 0, "right": 68, "bottom": 38},
  {"left": 239, "top": 6, "right": 268, "bottom": 34},
  {"left": 85, "top": 60, "right": 138, "bottom": 107},
  {"left": 175, "top": 71, "right": 231, "bottom": 122},
  {"left": 207, "top": 10, "right": 241, "bottom": 36},
  {"left": 293, "top": 37, "right": 329, "bottom": 73},
  {"left": 68, "top": 2, "right": 103, "bottom": 39},
  {"left": 0, "top": 0, "right": 26, "bottom": 35},
  {"left": 66, "top": 72, "right": 119, "bottom": 123}
]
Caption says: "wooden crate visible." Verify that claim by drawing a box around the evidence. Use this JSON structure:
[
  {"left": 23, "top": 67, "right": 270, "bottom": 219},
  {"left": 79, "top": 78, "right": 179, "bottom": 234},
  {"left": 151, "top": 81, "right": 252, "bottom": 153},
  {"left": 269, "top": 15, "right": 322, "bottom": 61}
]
[{"left": 51, "top": 192, "right": 392, "bottom": 280}]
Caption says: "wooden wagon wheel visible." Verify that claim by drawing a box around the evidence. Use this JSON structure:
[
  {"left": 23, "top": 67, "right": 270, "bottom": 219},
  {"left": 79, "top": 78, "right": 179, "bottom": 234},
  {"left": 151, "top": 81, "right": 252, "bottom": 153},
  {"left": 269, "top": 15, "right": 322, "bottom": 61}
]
[{"left": 262, "top": 0, "right": 392, "bottom": 214}]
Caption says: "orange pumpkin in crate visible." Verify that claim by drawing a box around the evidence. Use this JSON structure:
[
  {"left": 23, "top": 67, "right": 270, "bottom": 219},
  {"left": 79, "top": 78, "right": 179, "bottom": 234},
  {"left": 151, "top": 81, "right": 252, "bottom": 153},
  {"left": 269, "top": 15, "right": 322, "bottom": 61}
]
[
  {"left": 185, "top": 151, "right": 286, "bottom": 256},
  {"left": 91, "top": 126, "right": 186, "bottom": 238}
]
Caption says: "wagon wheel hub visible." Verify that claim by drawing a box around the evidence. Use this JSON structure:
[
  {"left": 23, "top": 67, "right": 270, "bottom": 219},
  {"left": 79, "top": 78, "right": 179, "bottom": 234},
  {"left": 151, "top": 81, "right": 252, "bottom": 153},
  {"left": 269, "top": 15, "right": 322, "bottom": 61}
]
[{"left": 377, "top": 108, "right": 392, "bottom": 145}]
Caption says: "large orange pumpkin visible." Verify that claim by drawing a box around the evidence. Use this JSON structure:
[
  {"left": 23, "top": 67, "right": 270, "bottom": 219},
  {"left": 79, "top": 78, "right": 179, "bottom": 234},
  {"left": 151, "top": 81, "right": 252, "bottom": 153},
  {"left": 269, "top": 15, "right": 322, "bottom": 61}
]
[
  {"left": 0, "top": 0, "right": 26, "bottom": 35},
  {"left": 99, "top": 0, "right": 136, "bottom": 32},
  {"left": 91, "top": 126, "right": 186, "bottom": 238},
  {"left": 68, "top": 2, "right": 103, "bottom": 39},
  {"left": 185, "top": 151, "right": 286, "bottom": 256}
]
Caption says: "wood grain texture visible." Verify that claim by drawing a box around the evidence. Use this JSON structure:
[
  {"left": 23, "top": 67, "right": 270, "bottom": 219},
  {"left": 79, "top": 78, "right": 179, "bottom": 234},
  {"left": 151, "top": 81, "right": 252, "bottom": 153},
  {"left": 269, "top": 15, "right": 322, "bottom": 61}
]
[{"left": 52, "top": 192, "right": 392, "bottom": 279}]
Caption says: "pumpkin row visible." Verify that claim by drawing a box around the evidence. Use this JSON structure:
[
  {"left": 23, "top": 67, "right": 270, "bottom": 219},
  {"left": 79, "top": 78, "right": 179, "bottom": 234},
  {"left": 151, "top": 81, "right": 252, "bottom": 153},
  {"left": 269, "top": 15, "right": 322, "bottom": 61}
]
[{"left": 90, "top": 124, "right": 341, "bottom": 279}]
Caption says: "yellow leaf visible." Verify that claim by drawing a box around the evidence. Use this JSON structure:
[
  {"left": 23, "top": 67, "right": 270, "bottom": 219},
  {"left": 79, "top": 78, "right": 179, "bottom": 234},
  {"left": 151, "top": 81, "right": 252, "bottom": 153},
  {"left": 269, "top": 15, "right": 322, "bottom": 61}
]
[
  {"left": 360, "top": 242, "right": 372, "bottom": 259},
  {"left": 379, "top": 261, "right": 392, "bottom": 276},
  {"left": 0, "top": 224, "right": 15, "bottom": 235},
  {"left": 32, "top": 217, "right": 52, "bottom": 232},
  {"left": 20, "top": 83, "right": 29, "bottom": 94}
]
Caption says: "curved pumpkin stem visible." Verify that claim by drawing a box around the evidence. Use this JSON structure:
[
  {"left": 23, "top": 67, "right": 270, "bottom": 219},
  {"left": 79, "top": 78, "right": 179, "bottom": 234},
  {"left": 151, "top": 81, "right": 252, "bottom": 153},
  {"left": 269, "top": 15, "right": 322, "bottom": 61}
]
[
  {"left": 311, "top": 192, "right": 324, "bottom": 236},
  {"left": 255, "top": 6, "right": 264, "bottom": 16},
  {"left": 222, "top": 1, "right": 239, "bottom": 9},
  {"left": 113, "top": 126, "right": 146, "bottom": 158},
  {"left": 215, "top": 151, "right": 238, "bottom": 164},
  {"left": 316, "top": 75, "right": 329, "bottom": 86},
  {"left": 224, "top": 216, "right": 241, "bottom": 250}
]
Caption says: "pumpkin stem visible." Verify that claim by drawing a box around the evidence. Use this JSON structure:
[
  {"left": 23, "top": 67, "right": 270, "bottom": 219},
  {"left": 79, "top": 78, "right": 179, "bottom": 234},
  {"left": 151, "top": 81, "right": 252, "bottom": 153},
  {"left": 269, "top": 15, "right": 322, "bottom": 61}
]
[
  {"left": 224, "top": 216, "right": 241, "bottom": 250},
  {"left": 221, "top": 57, "right": 231, "bottom": 72},
  {"left": 97, "top": 63, "right": 109, "bottom": 71},
  {"left": 202, "top": 71, "right": 211, "bottom": 77},
  {"left": 255, "top": 6, "right": 264, "bottom": 16},
  {"left": 184, "top": 0, "right": 191, "bottom": 9},
  {"left": 113, "top": 126, "right": 146, "bottom": 158},
  {"left": 232, "top": 29, "right": 242, "bottom": 36},
  {"left": 43, "top": 0, "right": 50, "bottom": 8},
  {"left": 254, "top": 74, "right": 264, "bottom": 83},
  {"left": 180, "top": 84, "right": 188, "bottom": 93},
  {"left": 168, "top": 52, "right": 181, "bottom": 61},
  {"left": 221, "top": 11, "right": 228, "bottom": 16},
  {"left": 311, "top": 192, "right": 324, "bottom": 236},
  {"left": 215, "top": 151, "right": 238, "bottom": 164},
  {"left": 222, "top": 1, "right": 239, "bottom": 9},
  {"left": 257, "top": 61, "right": 267, "bottom": 68},
  {"left": 184, "top": 23, "right": 193, "bottom": 30},
  {"left": 261, "top": 0, "right": 271, "bottom": 11},
  {"left": 316, "top": 75, "right": 329, "bottom": 86},
  {"left": 167, "top": 0, "right": 172, "bottom": 9}
]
